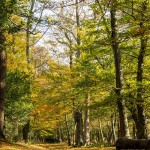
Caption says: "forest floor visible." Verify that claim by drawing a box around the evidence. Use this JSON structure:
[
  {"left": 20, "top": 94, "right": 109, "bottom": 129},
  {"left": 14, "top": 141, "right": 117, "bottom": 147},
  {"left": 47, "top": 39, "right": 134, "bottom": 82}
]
[{"left": 0, "top": 141, "right": 115, "bottom": 150}]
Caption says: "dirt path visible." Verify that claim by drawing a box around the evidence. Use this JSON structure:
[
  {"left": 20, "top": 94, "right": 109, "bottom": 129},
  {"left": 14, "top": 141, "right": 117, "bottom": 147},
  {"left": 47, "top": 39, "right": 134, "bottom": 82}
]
[{"left": 0, "top": 141, "right": 115, "bottom": 150}]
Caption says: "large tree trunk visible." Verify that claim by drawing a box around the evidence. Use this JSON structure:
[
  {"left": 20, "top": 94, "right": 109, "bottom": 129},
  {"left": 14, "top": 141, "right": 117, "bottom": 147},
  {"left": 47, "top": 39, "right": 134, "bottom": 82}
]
[
  {"left": 83, "top": 93, "right": 90, "bottom": 146},
  {"left": 74, "top": 109, "right": 83, "bottom": 146},
  {"left": 110, "top": 0, "right": 130, "bottom": 138},
  {"left": 0, "top": 32, "right": 6, "bottom": 139},
  {"left": 135, "top": 2, "right": 148, "bottom": 138},
  {"left": 135, "top": 27, "right": 147, "bottom": 139}
]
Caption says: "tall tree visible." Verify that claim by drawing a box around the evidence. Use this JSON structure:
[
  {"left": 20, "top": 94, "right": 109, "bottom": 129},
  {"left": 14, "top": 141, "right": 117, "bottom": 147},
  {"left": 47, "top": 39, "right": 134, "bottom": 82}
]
[
  {"left": 110, "top": 0, "right": 130, "bottom": 138},
  {"left": 0, "top": 0, "right": 14, "bottom": 139},
  {"left": 134, "top": 1, "right": 148, "bottom": 139},
  {"left": 120, "top": 0, "right": 149, "bottom": 139},
  {"left": 73, "top": 0, "right": 84, "bottom": 146},
  {"left": 0, "top": 31, "right": 6, "bottom": 139}
]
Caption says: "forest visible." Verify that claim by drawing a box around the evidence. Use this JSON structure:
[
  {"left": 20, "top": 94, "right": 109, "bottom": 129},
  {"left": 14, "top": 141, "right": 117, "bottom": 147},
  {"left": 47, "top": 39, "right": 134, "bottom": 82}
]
[{"left": 0, "top": 0, "right": 150, "bottom": 149}]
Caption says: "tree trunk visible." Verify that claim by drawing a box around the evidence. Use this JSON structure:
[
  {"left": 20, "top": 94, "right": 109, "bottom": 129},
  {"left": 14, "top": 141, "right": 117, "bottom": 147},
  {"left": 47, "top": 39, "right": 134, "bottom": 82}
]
[
  {"left": 73, "top": 0, "right": 83, "bottom": 146},
  {"left": 74, "top": 110, "right": 83, "bottom": 146},
  {"left": 56, "top": 127, "right": 62, "bottom": 143},
  {"left": 23, "top": 0, "right": 35, "bottom": 143},
  {"left": 110, "top": 0, "right": 130, "bottom": 138},
  {"left": 111, "top": 114, "right": 116, "bottom": 145},
  {"left": 0, "top": 32, "right": 6, "bottom": 140},
  {"left": 65, "top": 114, "right": 71, "bottom": 146},
  {"left": 98, "top": 118, "right": 104, "bottom": 144},
  {"left": 60, "top": 127, "right": 64, "bottom": 142},
  {"left": 128, "top": 2, "right": 148, "bottom": 139},
  {"left": 106, "top": 121, "right": 112, "bottom": 145},
  {"left": 133, "top": 122, "right": 136, "bottom": 139},
  {"left": 136, "top": 29, "right": 147, "bottom": 139},
  {"left": 135, "top": 2, "right": 148, "bottom": 138},
  {"left": 23, "top": 120, "right": 30, "bottom": 143},
  {"left": 26, "top": 0, "right": 35, "bottom": 62},
  {"left": 75, "top": 0, "right": 80, "bottom": 58},
  {"left": 83, "top": 93, "right": 90, "bottom": 146}
]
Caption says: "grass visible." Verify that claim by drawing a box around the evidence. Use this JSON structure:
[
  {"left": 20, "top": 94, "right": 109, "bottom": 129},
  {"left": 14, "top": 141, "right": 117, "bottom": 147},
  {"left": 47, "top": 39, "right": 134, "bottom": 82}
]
[{"left": 0, "top": 141, "right": 115, "bottom": 150}]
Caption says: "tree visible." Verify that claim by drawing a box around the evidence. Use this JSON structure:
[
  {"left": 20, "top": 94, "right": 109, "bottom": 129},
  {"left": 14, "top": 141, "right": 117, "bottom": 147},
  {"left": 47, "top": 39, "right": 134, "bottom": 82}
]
[
  {"left": 110, "top": 0, "right": 130, "bottom": 138},
  {"left": 0, "top": 0, "right": 16, "bottom": 139},
  {"left": 128, "top": 0, "right": 148, "bottom": 139},
  {"left": 0, "top": 31, "right": 6, "bottom": 139},
  {"left": 117, "top": 0, "right": 149, "bottom": 139}
]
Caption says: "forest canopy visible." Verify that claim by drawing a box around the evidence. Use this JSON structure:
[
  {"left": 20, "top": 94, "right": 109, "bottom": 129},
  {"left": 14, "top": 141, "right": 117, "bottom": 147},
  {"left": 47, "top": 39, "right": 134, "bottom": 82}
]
[{"left": 0, "top": 0, "right": 150, "bottom": 147}]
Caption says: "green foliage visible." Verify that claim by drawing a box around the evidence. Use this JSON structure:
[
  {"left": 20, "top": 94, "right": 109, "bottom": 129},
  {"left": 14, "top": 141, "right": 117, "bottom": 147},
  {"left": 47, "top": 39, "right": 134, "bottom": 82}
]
[
  {"left": 5, "top": 70, "right": 33, "bottom": 141},
  {"left": 2, "top": 0, "right": 150, "bottom": 144}
]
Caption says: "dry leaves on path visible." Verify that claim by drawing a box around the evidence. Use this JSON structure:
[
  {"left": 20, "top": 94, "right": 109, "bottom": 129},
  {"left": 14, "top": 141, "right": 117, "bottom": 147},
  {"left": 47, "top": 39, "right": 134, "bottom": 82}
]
[{"left": 0, "top": 142, "right": 115, "bottom": 150}]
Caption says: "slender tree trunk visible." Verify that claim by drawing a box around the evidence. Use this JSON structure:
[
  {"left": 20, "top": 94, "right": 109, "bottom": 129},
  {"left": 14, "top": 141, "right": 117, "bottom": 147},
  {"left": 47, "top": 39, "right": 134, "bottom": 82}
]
[
  {"left": 106, "top": 122, "right": 112, "bottom": 145},
  {"left": 23, "top": 0, "right": 35, "bottom": 142},
  {"left": 65, "top": 114, "right": 71, "bottom": 146},
  {"left": 56, "top": 128, "right": 61, "bottom": 143},
  {"left": 133, "top": 122, "right": 136, "bottom": 139},
  {"left": 98, "top": 118, "right": 104, "bottom": 144},
  {"left": 26, "top": 0, "right": 35, "bottom": 62},
  {"left": 0, "top": 32, "right": 6, "bottom": 139},
  {"left": 111, "top": 114, "right": 116, "bottom": 145},
  {"left": 75, "top": 0, "right": 80, "bottom": 58},
  {"left": 110, "top": 0, "right": 130, "bottom": 138},
  {"left": 60, "top": 127, "right": 64, "bottom": 142},
  {"left": 73, "top": 0, "right": 83, "bottom": 146},
  {"left": 0, "top": 0, "right": 7, "bottom": 140},
  {"left": 83, "top": 93, "right": 90, "bottom": 146}
]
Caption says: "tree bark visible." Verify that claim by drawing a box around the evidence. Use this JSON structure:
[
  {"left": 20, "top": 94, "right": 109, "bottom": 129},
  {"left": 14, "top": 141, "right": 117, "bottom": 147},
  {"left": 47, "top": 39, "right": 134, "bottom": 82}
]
[
  {"left": 23, "top": 0, "right": 36, "bottom": 143},
  {"left": 26, "top": 0, "right": 35, "bottom": 62},
  {"left": 0, "top": 32, "right": 6, "bottom": 139},
  {"left": 110, "top": 0, "right": 130, "bottom": 138},
  {"left": 74, "top": 109, "right": 83, "bottom": 146},
  {"left": 75, "top": 0, "right": 80, "bottom": 58},
  {"left": 83, "top": 93, "right": 90, "bottom": 146},
  {"left": 133, "top": 122, "right": 136, "bottom": 139},
  {"left": 73, "top": 0, "right": 83, "bottom": 146},
  {"left": 0, "top": 0, "right": 7, "bottom": 140},
  {"left": 135, "top": 25, "right": 147, "bottom": 139},
  {"left": 65, "top": 114, "right": 71, "bottom": 146},
  {"left": 128, "top": 1, "right": 148, "bottom": 139},
  {"left": 98, "top": 118, "right": 104, "bottom": 144},
  {"left": 111, "top": 114, "right": 116, "bottom": 145},
  {"left": 23, "top": 120, "right": 30, "bottom": 143}
]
